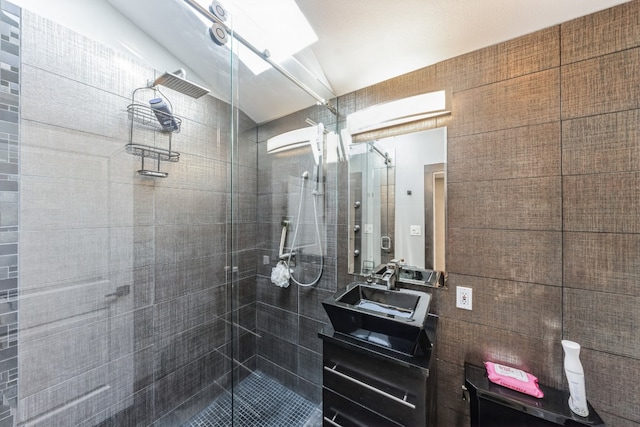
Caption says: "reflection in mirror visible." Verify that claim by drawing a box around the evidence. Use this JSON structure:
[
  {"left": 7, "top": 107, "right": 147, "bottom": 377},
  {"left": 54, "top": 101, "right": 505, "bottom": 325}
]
[
  {"left": 348, "top": 141, "right": 392, "bottom": 274},
  {"left": 348, "top": 127, "right": 446, "bottom": 277}
]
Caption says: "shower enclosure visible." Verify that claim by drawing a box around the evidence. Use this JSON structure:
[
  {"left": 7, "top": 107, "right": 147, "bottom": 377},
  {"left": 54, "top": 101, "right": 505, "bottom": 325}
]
[{"left": 13, "top": 1, "right": 337, "bottom": 426}]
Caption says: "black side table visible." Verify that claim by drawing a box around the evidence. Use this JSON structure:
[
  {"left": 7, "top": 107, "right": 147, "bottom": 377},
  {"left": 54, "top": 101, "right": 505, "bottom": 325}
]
[{"left": 464, "top": 363, "right": 605, "bottom": 426}]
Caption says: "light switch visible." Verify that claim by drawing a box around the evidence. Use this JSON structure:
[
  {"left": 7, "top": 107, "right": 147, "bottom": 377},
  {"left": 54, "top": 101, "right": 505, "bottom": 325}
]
[{"left": 410, "top": 225, "right": 421, "bottom": 236}]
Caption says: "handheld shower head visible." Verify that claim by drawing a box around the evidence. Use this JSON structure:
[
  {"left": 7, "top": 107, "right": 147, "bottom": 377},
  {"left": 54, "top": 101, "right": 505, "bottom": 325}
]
[
  {"left": 311, "top": 123, "right": 324, "bottom": 166},
  {"left": 302, "top": 171, "right": 309, "bottom": 179}
]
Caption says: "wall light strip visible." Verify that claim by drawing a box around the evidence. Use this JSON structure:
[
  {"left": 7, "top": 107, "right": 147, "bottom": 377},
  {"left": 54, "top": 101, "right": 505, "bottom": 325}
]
[{"left": 346, "top": 89, "right": 451, "bottom": 135}]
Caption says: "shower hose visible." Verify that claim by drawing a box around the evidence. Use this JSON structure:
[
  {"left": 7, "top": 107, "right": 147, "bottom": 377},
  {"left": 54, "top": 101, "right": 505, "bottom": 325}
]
[{"left": 286, "top": 173, "right": 323, "bottom": 287}]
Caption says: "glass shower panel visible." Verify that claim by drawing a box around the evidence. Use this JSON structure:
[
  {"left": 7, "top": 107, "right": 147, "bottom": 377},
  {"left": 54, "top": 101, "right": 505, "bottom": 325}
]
[
  {"left": 227, "top": 16, "right": 263, "bottom": 425},
  {"left": 14, "top": 0, "right": 337, "bottom": 425},
  {"left": 183, "top": 3, "right": 339, "bottom": 425},
  {"left": 242, "top": 71, "right": 338, "bottom": 426},
  {"left": 17, "top": 3, "right": 246, "bottom": 426},
  {"left": 16, "top": 11, "right": 150, "bottom": 426}
]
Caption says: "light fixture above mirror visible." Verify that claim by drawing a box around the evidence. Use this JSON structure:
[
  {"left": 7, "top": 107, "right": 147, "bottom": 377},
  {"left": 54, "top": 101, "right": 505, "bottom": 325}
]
[{"left": 346, "top": 89, "right": 451, "bottom": 136}]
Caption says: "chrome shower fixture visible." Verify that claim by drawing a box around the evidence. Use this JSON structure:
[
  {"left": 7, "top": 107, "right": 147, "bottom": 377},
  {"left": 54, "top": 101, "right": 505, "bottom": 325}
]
[
  {"left": 209, "top": 23, "right": 228, "bottom": 46},
  {"left": 151, "top": 69, "right": 210, "bottom": 99},
  {"left": 209, "top": 1, "right": 227, "bottom": 21},
  {"left": 208, "top": 1, "right": 229, "bottom": 46}
]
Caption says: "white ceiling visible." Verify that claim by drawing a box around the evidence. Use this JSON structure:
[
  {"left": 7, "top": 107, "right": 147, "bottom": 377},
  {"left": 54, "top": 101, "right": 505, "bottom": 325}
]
[
  {"left": 16, "top": 0, "right": 634, "bottom": 123},
  {"left": 296, "top": 0, "right": 633, "bottom": 96}
]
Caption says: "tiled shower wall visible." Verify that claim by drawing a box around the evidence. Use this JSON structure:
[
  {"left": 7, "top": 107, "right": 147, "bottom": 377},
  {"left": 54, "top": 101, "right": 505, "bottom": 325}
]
[
  {"left": 17, "top": 7, "right": 257, "bottom": 427},
  {"left": 0, "top": 1, "right": 20, "bottom": 426},
  {"left": 333, "top": 1, "right": 640, "bottom": 426},
  {"left": 254, "top": 106, "right": 339, "bottom": 404}
]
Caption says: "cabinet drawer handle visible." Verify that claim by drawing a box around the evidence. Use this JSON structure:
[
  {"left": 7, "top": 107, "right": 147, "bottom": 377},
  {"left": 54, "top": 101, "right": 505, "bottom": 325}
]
[
  {"left": 323, "top": 416, "right": 343, "bottom": 427},
  {"left": 324, "top": 365, "right": 416, "bottom": 409}
]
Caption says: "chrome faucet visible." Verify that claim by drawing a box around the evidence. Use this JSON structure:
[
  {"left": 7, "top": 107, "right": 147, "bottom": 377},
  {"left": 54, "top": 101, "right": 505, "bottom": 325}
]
[
  {"left": 383, "top": 259, "right": 406, "bottom": 290},
  {"left": 381, "top": 259, "right": 401, "bottom": 290}
]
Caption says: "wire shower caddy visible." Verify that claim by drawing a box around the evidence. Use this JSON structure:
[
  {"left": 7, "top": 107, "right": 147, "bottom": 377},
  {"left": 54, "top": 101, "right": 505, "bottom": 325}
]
[{"left": 126, "top": 86, "right": 182, "bottom": 178}]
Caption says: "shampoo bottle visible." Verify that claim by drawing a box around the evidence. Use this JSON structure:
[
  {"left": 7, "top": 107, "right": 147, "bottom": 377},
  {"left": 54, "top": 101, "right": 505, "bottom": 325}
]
[
  {"left": 561, "top": 340, "right": 589, "bottom": 417},
  {"left": 149, "top": 98, "right": 178, "bottom": 131}
]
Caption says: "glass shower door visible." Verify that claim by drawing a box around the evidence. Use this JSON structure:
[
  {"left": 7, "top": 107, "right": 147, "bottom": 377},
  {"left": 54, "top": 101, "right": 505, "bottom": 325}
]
[
  {"left": 226, "top": 13, "right": 261, "bottom": 425},
  {"left": 217, "top": 4, "right": 338, "bottom": 426}
]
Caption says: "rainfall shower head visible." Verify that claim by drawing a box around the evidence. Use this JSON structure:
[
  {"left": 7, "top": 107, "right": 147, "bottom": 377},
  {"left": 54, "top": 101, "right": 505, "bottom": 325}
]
[{"left": 151, "top": 69, "right": 210, "bottom": 99}]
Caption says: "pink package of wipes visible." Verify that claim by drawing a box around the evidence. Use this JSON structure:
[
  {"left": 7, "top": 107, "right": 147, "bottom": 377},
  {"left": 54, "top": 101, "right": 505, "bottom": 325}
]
[{"left": 484, "top": 361, "right": 544, "bottom": 398}]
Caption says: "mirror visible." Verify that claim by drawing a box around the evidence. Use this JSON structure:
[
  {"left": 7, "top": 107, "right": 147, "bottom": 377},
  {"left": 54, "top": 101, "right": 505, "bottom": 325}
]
[{"left": 348, "top": 127, "right": 446, "bottom": 277}]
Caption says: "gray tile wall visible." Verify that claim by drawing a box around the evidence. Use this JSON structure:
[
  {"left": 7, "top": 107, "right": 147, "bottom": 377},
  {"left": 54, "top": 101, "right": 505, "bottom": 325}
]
[
  {"left": 16, "top": 7, "right": 257, "bottom": 427},
  {"left": 559, "top": 4, "right": 640, "bottom": 423},
  {"left": 0, "top": 1, "right": 20, "bottom": 426},
  {"left": 332, "top": 1, "right": 640, "bottom": 426},
  {"left": 255, "top": 106, "right": 338, "bottom": 404}
]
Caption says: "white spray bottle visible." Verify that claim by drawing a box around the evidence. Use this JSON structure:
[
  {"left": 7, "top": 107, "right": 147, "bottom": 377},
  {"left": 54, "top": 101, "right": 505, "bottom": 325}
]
[{"left": 561, "top": 340, "right": 589, "bottom": 417}]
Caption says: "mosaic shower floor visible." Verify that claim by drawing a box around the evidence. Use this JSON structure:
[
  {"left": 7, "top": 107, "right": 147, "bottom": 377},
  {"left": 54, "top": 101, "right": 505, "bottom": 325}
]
[{"left": 182, "top": 370, "right": 322, "bottom": 427}]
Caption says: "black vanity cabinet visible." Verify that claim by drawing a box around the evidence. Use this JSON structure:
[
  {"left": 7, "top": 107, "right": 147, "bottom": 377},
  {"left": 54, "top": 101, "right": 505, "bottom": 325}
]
[{"left": 319, "top": 325, "right": 436, "bottom": 427}]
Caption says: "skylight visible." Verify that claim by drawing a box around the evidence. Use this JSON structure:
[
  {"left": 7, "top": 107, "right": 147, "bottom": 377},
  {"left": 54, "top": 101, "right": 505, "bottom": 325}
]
[{"left": 194, "top": 0, "right": 318, "bottom": 75}]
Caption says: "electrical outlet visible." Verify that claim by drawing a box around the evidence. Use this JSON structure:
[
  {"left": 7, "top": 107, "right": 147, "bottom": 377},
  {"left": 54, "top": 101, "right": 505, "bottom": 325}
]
[
  {"left": 364, "top": 224, "right": 374, "bottom": 234},
  {"left": 262, "top": 255, "right": 270, "bottom": 265},
  {"left": 456, "top": 286, "right": 473, "bottom": 310},
  {"left": 410, "top": 225, "right": 422, "bottom": 236}
]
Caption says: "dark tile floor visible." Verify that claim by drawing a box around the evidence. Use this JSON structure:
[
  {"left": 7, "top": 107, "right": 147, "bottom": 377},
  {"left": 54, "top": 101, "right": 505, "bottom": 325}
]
[{"left": 182, "top": 371, "right": 321, "bottom": 426}]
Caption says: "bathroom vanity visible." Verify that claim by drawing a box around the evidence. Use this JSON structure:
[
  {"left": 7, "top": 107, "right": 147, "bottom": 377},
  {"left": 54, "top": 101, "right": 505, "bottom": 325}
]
[
  {"left": 319, "top": 319, "right": 437, "bottom": 427},
  {"left": 319, "top": 274, "right": 438, "bottom": 427}
]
